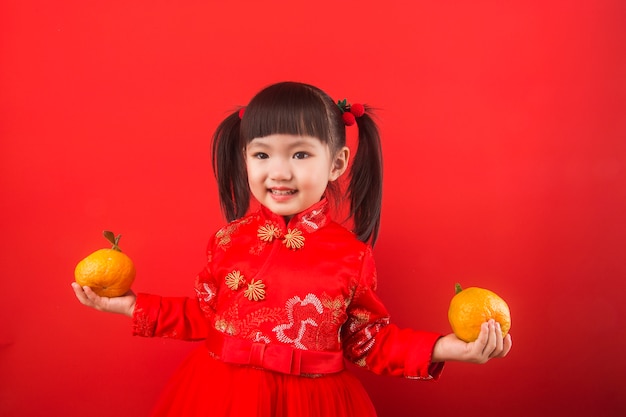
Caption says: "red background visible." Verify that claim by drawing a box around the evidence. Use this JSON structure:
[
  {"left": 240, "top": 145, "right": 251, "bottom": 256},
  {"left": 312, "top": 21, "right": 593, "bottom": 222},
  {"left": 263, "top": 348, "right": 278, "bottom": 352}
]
[{"left": 1, "top": 1, "right": 625, "bottom": 416}]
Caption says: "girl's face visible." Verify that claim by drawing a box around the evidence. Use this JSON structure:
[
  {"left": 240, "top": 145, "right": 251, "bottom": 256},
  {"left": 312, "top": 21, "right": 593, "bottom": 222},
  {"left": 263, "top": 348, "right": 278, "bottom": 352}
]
[{"left": 245, "top": 134, "right": 349, "bottom": 220}]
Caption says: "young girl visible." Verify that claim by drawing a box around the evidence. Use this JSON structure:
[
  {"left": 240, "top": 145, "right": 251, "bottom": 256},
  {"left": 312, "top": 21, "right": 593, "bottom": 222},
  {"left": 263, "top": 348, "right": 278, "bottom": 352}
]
[{"left": 71, "top": 81, "right": 512, "bottom": 417}]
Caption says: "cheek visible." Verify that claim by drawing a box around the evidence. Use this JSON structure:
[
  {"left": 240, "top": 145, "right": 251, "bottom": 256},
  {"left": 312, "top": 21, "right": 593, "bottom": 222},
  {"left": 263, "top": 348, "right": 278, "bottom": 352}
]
[
  {"left": 301, "top": 167, "right": 331, "bottom": 190},
  {"left": 245, "top": 161, "right": 268, "bottom": 190},
  {"left": 245, "top": 159, "right": 257, "bottom": 179}
]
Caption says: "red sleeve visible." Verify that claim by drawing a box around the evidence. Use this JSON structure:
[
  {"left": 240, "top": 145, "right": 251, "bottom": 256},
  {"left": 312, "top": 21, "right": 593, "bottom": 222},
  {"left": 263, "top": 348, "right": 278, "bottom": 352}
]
[
  {"left": 131, "top": 293, "right": 210, "bottom": 340},
  {"left": 364, "top": 325, "right": 444, "bottom": 379},
  {"left": 342, "top": 246, "right": 445, "bottom": 380}
]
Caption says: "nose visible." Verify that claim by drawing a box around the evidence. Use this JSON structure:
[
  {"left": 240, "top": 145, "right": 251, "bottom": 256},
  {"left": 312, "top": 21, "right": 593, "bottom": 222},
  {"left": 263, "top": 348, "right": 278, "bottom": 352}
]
[{"left": 268, "top": 157, "right": 292, "bottom": 181}]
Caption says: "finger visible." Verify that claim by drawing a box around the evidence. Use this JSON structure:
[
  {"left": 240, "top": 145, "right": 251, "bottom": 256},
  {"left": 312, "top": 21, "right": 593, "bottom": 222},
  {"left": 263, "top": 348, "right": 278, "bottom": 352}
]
[
  {"left": 490, "top": 321, "right": 504, "bottom": 358},
  {"left": 473, "top": 322, "right": 489, "bottom": 350},
  {"left": 82, "top": 285, "right": 94, "bottom": 297},
  {"left": 483, "top": 319, "right": 497, "bottom": 357},
  {"left": 82, "top": 286, "right": 102, "bottom": 303},
  {"left": 501, "top": 334, "right": 513, "bottom": 357},
  {"left": 71, "top": 282, "right": 93, "bottom": 306},
  {"left": 469, "top": 322, "right": 491, "bottom": 363},
  {"left": 83, "top": 286, "right": 114, "bottom": 311},
  {"left": 70, "top": 281, "right": 82, "bottom": 295}
]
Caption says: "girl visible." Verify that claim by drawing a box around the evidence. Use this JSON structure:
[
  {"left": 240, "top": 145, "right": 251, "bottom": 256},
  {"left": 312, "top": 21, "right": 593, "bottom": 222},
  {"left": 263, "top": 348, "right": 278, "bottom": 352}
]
[{"left": 72, "top": 81, "right": 512, "bottom": 417}]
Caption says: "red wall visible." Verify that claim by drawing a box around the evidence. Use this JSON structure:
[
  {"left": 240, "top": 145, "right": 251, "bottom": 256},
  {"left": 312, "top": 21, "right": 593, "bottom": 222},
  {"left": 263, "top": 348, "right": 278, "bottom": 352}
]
[{"left": 1, "top": 1, "right": 625, "bottom": 416}]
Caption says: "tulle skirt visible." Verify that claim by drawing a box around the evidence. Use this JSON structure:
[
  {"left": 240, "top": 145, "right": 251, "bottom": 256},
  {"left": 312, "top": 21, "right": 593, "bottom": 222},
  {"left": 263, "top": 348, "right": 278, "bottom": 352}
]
[{"left": 149, "top": 345, "right": 378, "bottom": 417}]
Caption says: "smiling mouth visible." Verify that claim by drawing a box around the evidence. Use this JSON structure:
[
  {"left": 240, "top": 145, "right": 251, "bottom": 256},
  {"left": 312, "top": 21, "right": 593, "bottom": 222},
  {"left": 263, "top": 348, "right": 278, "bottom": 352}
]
[{"left": 270, "top": 189, "right": 297, "bottom": 196}]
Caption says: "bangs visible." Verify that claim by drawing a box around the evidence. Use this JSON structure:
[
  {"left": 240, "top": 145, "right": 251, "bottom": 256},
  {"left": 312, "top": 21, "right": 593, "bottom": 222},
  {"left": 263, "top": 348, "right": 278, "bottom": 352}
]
[{"left": 240, "top": 82, "right": 339, "bottom": 144}]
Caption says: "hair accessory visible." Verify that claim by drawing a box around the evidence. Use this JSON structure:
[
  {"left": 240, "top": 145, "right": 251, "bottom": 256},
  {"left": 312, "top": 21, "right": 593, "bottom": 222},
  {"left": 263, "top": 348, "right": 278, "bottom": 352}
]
[
  {"left": 337, "top": 99, "right": 365, "bottom": 126},
  {"left": 238, "top": 107, "right": 246, "bottom": 119}
]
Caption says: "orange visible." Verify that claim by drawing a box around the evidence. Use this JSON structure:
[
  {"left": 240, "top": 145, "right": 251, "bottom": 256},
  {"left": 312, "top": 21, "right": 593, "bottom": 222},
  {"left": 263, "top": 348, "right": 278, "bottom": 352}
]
[
  {"left": 448, "top": 283, "right": 511, "bottom": 342},
  {"left": 74, "top": 231, "right": 136, "bottom": 297}
]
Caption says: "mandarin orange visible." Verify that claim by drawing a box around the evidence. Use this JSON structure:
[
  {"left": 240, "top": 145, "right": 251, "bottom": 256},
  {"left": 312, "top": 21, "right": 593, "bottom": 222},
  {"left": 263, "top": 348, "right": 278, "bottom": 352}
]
[
  {"left": 448, "top": 283, "right": 511, "bottom": 342},
  {"left": 74, "top": 231, "right": 136, "bottom": 297}
]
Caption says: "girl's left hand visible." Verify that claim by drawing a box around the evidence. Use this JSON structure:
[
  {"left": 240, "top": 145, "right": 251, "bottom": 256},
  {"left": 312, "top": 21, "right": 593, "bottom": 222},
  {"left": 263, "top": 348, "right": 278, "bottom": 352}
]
[{"left": 432, "top": 319, "right": 513, "bottom": 364}]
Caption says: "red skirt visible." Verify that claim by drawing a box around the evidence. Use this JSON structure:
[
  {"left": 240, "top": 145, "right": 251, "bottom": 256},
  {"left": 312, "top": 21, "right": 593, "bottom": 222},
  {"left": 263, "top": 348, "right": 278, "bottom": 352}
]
[{"left": 149, "top": 346, "right": 378, "bottom": 417}]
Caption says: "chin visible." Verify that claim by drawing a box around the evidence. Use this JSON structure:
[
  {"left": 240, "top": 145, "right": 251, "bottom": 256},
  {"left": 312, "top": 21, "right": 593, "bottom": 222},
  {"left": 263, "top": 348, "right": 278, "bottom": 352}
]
[
  {"left": 262, "top": 202, "right": 294, "bottom": 217},
  {"left": 274, "top": 209, "right": 298, "bottom": 219}
]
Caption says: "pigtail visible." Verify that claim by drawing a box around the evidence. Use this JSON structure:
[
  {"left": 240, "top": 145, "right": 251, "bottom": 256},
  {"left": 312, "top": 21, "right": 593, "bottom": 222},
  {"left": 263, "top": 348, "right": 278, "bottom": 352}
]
[
  {"left": 211, "top": 110, "right": 250, "bottom": 222},
  {"left": 349, "top": 107, "right": 383, "bottom": 245}
]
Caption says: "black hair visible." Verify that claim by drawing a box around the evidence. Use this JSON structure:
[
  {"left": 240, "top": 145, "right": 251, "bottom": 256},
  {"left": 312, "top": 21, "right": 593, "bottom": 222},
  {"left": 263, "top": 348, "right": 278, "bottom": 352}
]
[{"left": 212, "top": 81, "right": 383, "bottom": 244}]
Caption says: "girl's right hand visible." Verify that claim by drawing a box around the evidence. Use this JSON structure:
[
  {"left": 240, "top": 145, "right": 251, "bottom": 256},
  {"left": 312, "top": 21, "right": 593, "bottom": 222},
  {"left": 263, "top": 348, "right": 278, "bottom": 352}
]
[{"left": 71, "top": 282, "right": 136, "bottom": 318}]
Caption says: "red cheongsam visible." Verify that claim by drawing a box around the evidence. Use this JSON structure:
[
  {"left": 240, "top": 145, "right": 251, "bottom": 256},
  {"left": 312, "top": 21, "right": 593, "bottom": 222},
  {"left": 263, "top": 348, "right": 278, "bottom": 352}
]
[{"left": 132, "top": 198, "right": 444, "bottom": 417}]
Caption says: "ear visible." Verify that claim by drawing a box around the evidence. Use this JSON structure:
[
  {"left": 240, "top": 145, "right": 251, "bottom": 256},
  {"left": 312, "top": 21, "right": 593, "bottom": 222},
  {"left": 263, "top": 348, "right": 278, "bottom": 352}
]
[{"left": 329, "top": 146, "right": 350, "bottom": 181}]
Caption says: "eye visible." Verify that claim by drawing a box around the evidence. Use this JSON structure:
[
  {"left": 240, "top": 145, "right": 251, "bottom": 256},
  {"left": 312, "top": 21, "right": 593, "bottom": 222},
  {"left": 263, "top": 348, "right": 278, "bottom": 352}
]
[
  {"left": 293, "top": 152, "right": 309, "bottom": 160},
  {"left": 252, "top": 152, "right": 269, "bottom": 159}
]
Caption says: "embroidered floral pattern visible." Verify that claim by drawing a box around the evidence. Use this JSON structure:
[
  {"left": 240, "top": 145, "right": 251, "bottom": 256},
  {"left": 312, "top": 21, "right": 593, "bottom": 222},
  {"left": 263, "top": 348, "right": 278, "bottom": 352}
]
[
  {"left": 273, "top": 294, "right": 324, "bottom": 350},
  {"left": 257, "top": 223, "right": 282, "bottom": 242},
  {"left": 197, "top": 282, "right": 217, "bottom": 302},
  {"left": 300, "top": 209, "right": 323, "bottom": 231},
  {"left": 132, "top": 306, "right": 155, "bottom": 337},
  {"left": 215, "top": 217, "right": 253, "bottom": 248},
  {"left": 215, "top": 225, "right": 235, "bottom": 247},
  {"left": 225, "top": 270, "right": 245, "bottom": 291},
  {"left": 214, "top": 305, "right": 284, "bottom": 339},
  {"left": 249, "top": 241, "right": 266, "bottom": 256},
  {"left": 244, "top": 279, "right": 266, "bottom": 301},
  {"left": 195, "top": 275, "right": 218, "bottom": 315},
  {"left": 214, "top": 318, "right": 238, "bottom": 335},
  {"left": 252, "top": 331, "right": 271, "bottom": 344},
  {"left": 283, "top": 228, "right": 305, "bottom": 250},
  {"left": 322, "top": 295, "right": 347, "bottom": 323}
]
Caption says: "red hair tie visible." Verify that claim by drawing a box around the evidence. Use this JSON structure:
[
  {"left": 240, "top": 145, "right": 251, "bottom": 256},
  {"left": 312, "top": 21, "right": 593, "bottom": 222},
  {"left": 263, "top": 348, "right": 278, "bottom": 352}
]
[{"left": 337, "top": 99, "right": 365, "bottom": 126}]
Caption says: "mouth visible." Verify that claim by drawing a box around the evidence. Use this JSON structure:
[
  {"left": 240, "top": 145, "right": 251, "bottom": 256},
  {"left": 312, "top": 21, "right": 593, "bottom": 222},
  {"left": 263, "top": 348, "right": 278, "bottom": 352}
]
[{"left": 269, "top": 188, "right": 297, "bottom": 196}]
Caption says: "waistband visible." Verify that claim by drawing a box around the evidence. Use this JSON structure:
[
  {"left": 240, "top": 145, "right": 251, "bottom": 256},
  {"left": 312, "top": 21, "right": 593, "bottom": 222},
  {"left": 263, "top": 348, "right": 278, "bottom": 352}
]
[{"left": 205, "top": 326, "right": 345, "bottom": 376}]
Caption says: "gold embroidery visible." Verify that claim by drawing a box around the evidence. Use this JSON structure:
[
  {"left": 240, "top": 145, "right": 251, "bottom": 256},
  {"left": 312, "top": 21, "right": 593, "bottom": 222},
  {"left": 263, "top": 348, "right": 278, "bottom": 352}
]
[
  {"left": 214, "top": 305, "right": 284, "bottom": 339},
  {"left": 244, "top": 279, "right": 266, "bottom": 301},
  {"left": 352, "top": 310, "right": 371, "bottom": 325},
  {"left": 322, "top": 296, "right": 347, "bottom": 323},
  {"left": 214, "top": 319, "right": 238, "bottom": 335},
  {"left": 225, "top": 270, "right": 245, "bottom": 291},
  {"left": 355, "top": 357, "right": 367, "bottom": 368},
  {"left": 283, "top": 228, "right": 305, "bottom": 249},
  {"left": 215, "top": 225, "right": 235, "bottom": 247},
  {"left": 217, "top": 235, "right": 231, "bottom": 247},
  {"left": 249, "top": 242, "right": 265, "bottom": 255},
  {"left": 257, "top": 223, "right": 281, "bottom": 242},
  {"left": 216, "top": 217, "right": 254, "bottom": 248}
]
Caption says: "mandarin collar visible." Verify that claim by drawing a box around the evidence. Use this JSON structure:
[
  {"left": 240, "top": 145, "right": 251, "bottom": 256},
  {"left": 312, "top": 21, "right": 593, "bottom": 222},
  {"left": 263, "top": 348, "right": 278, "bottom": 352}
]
[{"left": 260, "top": 198, "right": 330, "bottom": 234}]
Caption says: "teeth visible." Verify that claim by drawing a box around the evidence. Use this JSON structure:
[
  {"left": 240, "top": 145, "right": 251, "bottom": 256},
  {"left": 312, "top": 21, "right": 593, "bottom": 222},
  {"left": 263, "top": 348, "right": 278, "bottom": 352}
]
[{"left": 271, "top": 189, "right": 296, "bottom": 195}]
